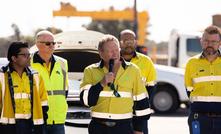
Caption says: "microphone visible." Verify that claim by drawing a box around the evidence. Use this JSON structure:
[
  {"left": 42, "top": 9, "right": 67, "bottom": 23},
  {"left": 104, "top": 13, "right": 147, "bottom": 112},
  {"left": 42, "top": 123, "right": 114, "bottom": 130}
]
[{"left": 108, "top": 59, "right": 114, "bottom": 87}]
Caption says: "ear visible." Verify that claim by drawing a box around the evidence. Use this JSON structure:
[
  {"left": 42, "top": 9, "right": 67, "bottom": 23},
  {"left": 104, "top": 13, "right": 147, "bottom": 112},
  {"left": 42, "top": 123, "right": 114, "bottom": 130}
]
[
  {"left": 98, "top": 51, "right": 103, "bottom": 59},
  {"left": 36, "top": 42, "right": 40, "bottom": 49},
  {"left": 11, "top": 55, "right": 17, "bottom": 63}
]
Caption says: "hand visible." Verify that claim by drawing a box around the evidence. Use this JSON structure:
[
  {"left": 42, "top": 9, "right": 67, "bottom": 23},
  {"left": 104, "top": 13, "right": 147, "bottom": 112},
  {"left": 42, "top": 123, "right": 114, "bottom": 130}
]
[
  {"left": 100, "top": 72, "right": 114, "bottom": 87},
  {"left": 133, "top": 131, "right": 143, "bottom": 134}
]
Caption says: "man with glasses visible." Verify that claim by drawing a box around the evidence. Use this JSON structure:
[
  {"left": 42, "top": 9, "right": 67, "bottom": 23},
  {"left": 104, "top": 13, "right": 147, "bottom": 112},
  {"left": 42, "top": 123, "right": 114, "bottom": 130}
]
[
  {"left": 80, "top": 34, "right": 151, "bottom": 134},
  {"left": 118, "top": 29, "right": 157, "bottom": 134},
  {"left": 31, "top": 31, "right": 69, "bottom": 134},
  {"left": 0, "top": 41, "right": 48, "bottom": 134},
  {"left": 185, "top": 25, "right": 221, "bottom": 134}
]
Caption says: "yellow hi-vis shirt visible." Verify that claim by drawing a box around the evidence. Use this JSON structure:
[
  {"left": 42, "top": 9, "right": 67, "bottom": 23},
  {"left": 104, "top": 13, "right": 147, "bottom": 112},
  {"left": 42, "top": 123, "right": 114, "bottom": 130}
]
[
  {"left": 0, "top": 65, "right": 48, "bottom": 125},
  {"left": 129, "top": 52, "right": 157, "bottom": 89},
  {"left": 184, "top": 52, "right": 221, "bottom": 114},
  {"left": 80, "top": 59, "right": 151, "bottom": 120}
]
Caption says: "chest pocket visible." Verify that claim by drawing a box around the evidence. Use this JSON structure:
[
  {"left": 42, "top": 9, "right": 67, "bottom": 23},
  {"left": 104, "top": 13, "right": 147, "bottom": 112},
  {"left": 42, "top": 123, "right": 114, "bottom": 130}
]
[
  {"left": 190, "top": 69, "right": 205, "bottom": 79},
  {"left": 116, "top": 76, "right": 133, "bottom": 92}
]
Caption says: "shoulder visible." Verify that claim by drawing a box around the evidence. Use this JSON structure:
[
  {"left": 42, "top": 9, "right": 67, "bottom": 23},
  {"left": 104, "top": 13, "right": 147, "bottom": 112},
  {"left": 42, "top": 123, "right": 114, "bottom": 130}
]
[
  {"left": 136, "top": 52, "right": 152, "bottom": 62},
  {"left": 187, "top": 54, "right": 200, "bottom": 64},
  {"left": 54, "top": 55, "right": 67, "bottom": 62}
]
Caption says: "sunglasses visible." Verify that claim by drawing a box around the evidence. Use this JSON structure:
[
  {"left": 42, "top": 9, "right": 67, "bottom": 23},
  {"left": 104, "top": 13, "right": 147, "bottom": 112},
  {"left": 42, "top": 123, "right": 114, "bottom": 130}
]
[
  {"left": 110, "top": 84, "right": 121, "bottom": 98},
  {"left": 120, "top": 40, "right": 136, "bottom": 45},
  {"left": 17, "top": 53, "right": 33, "bottom": 58},
  {"left": 38, "top": 41, "right": 56, "bottom": 46}
]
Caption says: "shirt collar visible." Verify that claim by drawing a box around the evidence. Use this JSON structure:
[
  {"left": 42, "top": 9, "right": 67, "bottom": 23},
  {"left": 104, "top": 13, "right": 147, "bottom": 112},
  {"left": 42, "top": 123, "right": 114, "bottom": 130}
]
[
  {"left": 120, "top": 51, "right": 138, "bottom": 62},
  {"left": 199, "top": 49, "right": 221, "bottom": 59},
  {"left": 8, "top": 62, "right": 28, "bottom": 74},
  {"left": 94, "top": 57, "right": 132, "bottom": 70}
]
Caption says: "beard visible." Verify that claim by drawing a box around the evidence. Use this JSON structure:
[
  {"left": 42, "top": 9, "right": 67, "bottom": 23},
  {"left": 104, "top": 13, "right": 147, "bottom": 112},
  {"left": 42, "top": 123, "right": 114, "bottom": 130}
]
[
  {"left": 203, "top": 47, "right": 218, "bottom": 55},
  {"left": 121, "top": 46, "right": 135, "bottom": 55}
]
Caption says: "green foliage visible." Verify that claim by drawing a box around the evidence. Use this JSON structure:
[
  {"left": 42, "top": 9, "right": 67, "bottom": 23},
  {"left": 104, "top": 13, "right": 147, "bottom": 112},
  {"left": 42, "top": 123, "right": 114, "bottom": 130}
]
[
  {"left": 0, "top": 26, "right": 62, "bottom": 57},
  {"left": 34, "top": 27, "right": 62, "bottom": 36},
  {"left": 83, "top": 20, "right": 134, "bottom": 38}
]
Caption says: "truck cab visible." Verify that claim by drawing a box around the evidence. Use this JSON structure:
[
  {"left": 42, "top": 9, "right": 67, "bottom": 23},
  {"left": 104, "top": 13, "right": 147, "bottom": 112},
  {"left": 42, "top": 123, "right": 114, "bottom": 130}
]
[{"left": 167, "top": 30, "right": 202, "bottom": 68}]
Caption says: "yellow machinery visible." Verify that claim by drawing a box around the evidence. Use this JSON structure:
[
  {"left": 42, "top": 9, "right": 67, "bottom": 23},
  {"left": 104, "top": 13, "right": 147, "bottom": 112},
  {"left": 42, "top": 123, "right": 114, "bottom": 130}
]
[{"left": 53, "top": 2, "right": 149, "bottom": 47}]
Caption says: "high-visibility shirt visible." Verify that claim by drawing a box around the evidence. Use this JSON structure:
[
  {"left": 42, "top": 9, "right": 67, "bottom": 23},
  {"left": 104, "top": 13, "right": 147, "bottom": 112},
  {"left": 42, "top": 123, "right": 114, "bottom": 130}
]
[
  {"left": 31, "top": 52, "right": 68, "bottom": 124},
  {"left": 184, "top": 52, "right": 221, "bottom": 114},
  {"left": 129, "top": 52, "right": 157, "bottom": 87},
  {"left": 126, "top": 52, "right": 157, "bottom": 101},
  {"left": 80, "top": 58, "right": 151, "bottom": 122},
  {"left": 0, "top": 63, "right": 48, "bottom": 127}
]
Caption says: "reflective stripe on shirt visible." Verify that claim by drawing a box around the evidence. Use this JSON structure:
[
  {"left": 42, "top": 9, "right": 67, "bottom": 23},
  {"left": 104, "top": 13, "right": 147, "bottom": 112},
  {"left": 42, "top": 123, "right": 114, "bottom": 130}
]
[
  {"left": 91, "top": 111, "right": 133, "bottom": 119},
  {"left": 192, "top": 76, "right": 221, "bottom": 84},
  {"left": 190, "top": 96, "right": 221, "bottom": 102}
]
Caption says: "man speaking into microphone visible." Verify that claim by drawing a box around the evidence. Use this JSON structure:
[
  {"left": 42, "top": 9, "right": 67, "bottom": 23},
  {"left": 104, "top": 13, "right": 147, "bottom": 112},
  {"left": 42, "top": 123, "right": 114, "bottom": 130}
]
[{"left": 80, "top": 34, "right": 151, "bottom": 134}]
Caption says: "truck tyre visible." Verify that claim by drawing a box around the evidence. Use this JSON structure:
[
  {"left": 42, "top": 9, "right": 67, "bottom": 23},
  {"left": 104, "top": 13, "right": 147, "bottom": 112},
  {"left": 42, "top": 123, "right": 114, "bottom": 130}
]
[{"left": 151, "top": 86, "right": 179, "bottom": 114}]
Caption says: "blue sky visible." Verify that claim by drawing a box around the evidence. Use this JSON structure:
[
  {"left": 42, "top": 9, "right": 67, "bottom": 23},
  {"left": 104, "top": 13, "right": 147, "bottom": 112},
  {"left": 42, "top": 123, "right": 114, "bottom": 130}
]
[{"left": 0, "top": 0, "right": 220, "bottom": 43}]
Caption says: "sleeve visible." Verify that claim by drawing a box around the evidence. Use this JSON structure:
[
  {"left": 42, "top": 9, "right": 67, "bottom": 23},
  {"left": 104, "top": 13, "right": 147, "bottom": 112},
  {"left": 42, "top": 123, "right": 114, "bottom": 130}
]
[
  {"left": 132, "top": 67, "right": 151, "bottom": 132},
  {"left": 38, "top": 74, "right": 49, "bottom": 124},
  {"left": 184, "top": 60, "right": 193, "bottom": 98},
  {"left": 145, "top": 59, "right": 157, "bottom": 102},
  {"left": 79, "top": 67, "right": 103, "bottom": 107}
]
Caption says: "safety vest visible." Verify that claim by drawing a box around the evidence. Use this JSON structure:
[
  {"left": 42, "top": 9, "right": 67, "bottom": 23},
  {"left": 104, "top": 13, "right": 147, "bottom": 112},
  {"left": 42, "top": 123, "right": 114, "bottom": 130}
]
[
  {"left": 0, "top": 66, "right": 48, "bottom": 125},
  {"left": 31, "top": 53, "right": 68, "bottom": 124}
]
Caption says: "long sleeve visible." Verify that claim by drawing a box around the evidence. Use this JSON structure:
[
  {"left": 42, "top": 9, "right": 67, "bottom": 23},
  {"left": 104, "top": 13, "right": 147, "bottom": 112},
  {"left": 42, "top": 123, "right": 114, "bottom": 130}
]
[{"left": 132, "top": 68, "right": 151, "bottom": 132}]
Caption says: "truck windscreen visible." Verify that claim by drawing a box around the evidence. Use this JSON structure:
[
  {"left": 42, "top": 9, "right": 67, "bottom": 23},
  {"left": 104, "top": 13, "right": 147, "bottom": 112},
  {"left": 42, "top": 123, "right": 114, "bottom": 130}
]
[{"left": 186, "top": 39, "right": 202, "bottom": 56}]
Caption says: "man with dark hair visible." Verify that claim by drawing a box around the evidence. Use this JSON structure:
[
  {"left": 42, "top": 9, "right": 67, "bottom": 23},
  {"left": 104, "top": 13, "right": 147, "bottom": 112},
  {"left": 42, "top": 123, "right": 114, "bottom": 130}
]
[
  {"left": 185, "top": 25, "right": 221, "bottom": 134},
  {"left": 31, "top": 31, "right": 68, "bottom": 134},
  {"left": 80, "top": 34, "right": 151, "bottom": 134},
  {"left": 0, "top": 41, "right": 48, "bottom": 134},
  {"left": 118, "top": 29, "right": 157, "bottom": 134}
]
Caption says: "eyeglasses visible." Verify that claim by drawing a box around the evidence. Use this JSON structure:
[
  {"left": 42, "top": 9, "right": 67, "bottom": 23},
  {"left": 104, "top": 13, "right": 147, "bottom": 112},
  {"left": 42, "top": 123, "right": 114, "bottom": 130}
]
[
  {"left": 202, "top": 40, "right": 220, "bottom": 45},
  {"left": 37, "top": 41, "right": 56, "bottom": 46},
  {"left": 120, "top": 40, "right": 136, "bottom": 45},
  {"left": 17, "top": 53, "right": 33, "bottom": 58},
  {"left": 110, "top": 84, "right": 121, "bottom": 98}
]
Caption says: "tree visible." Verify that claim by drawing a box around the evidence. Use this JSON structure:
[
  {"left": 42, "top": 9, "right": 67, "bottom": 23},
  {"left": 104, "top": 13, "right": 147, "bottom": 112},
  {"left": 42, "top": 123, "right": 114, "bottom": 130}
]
[
  {"left": 82, "top": 7, "right": 134, "bottom": 38},
  {"left": 11, "top": 23, "right": 21, "bottom": 41},
  {"left": 34, "top": 27, "right": 62, "bottom": 36}
]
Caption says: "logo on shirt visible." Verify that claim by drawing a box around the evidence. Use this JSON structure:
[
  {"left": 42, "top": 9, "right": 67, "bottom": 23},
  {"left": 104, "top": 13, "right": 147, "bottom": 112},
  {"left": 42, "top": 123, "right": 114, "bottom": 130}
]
[
  {"left": 96, "top": 77, "right": 103, "bottom": 80},
  {"left": 138, "top": 65, "right": 145, "bottom": 69},
  {"left": 56, "top": 71, "right": 60, "bottom": 74},
  {"left": 122, "top": 76, "right": 130, "bottom": 80}
]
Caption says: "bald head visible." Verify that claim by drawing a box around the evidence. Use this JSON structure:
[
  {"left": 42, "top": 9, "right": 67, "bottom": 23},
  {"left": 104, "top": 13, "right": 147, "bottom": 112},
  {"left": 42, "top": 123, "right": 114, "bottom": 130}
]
[
  {"left": 118, "top": 29, "right": 136, "bottom": 41},
  {"left": 36, "top": 31, "right": 54, "bottom": 43}
]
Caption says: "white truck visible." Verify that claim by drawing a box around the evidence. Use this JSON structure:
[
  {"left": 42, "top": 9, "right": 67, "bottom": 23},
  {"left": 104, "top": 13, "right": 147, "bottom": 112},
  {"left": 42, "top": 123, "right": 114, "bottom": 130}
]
[
  {"left": 167, "top": 29, "right": 203, "bottom": 68},
  {"left": 29, "top": 30, "right": 189, "bottom": 114}
]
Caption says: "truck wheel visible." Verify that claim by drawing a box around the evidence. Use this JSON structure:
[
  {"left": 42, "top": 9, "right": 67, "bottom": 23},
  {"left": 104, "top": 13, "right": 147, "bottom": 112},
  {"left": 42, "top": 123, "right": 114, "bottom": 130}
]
[{"left": 151, "top": 86, "right": 179, "bottom": 114}]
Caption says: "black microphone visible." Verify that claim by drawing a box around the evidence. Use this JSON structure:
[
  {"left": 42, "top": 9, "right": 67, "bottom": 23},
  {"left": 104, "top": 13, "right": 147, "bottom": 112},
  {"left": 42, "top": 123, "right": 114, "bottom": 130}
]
[{"left": 108, "top": 59, "right": 114, "bottom": 87}]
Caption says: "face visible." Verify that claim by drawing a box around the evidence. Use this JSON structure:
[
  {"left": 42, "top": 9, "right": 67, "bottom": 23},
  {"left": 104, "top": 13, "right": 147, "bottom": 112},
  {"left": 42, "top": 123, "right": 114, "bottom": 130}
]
[
  {"left": 36, "top": 34, "right": 55, "bottom": 55},
  {"left": 99, "top": 41, "right": 120, "bottom": 65},
  {"left": 120, "top": 32, "right": 137, "bottom": 55},
  {"left": 200, "top": 32, "right": 221, "bottom": 55},
  {"left": 12, "top": 47, "right": 31, "bottom": 68}
]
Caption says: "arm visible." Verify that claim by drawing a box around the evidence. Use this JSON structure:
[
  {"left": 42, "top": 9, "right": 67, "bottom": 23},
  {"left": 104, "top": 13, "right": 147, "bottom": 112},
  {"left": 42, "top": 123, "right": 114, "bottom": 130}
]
[
  {"left": 145, "top": 60, "right": 157, "bottom": 102},
  {"left": 132, "top": 68, "right": 151, "bottom": 132},
  {"left": 146, "top": 84, "right": 156, "bottom": 102},
  {"left": 79, "top": 66, "right": 114, "bottom": 107},
  {"left": 184, "top": 61, "right": 193, "bottom": 98},
  {"left": 38, "top": 74, "right": 49, "bottom": 124}
]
